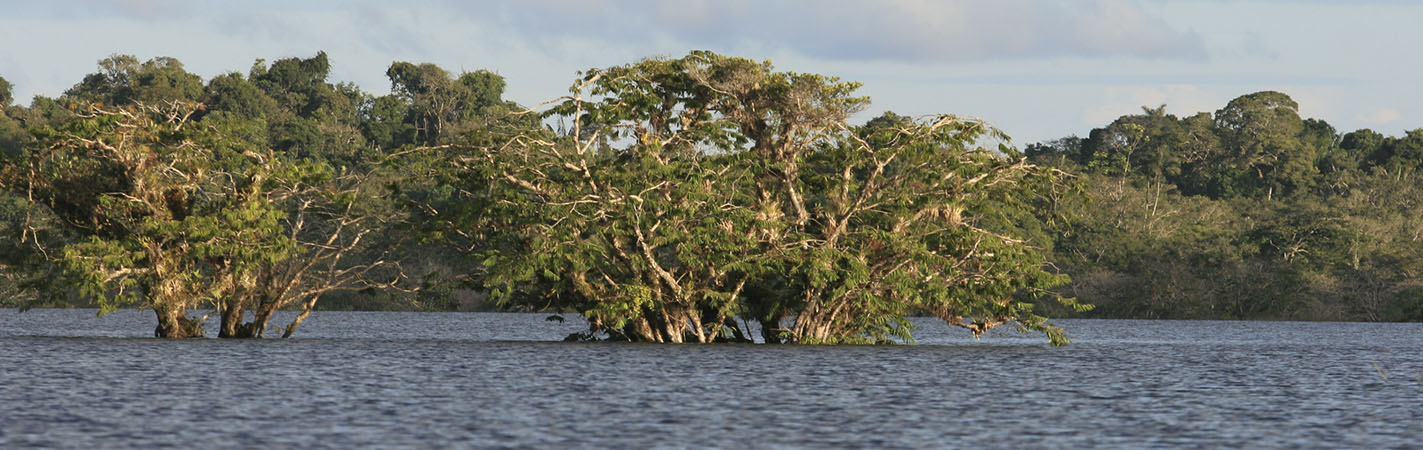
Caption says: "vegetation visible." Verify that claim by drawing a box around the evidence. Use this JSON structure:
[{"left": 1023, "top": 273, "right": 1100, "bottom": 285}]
[
  {"left": 1029, "top": 92, "right": 1423, "bottom": 321},
  {"left": 429, "top": 52, "right": 1083, "bottom": 344},
  {"left": 2, "top": 51, "right": 1420, "bottom": 341},
  {"left": 0, "top": 54, "right": 411, "bottom": 338}
]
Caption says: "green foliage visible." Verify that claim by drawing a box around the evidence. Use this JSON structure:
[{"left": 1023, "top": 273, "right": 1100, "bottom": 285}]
[
  {"left": 65, "top": 55, "right": 205, "bottom": 105},
  {"left": 236, "top": 52, "right": 376, "bottom": 168},
  {"left": 0, "top": 76, "right": 12, "bottom": 107},
  {"left": 251, "top": 52, "right": 334, "bottom": 116},
  {"left": 385, "top": 62, "right": 523, "bottom": 146},
  {"left": 444, "top": 51, "right": 1077, "bottom": 345},
  {"left": 204, "top": 73, "right": 279, "bottom": 121},
  {"left": 1039, "top": 91, "right": 1423, "bottom": 322},
  {"left": 4, "top": 102, "right": 235, "bottom": 332},
  {"left": 2, "top": 93, "right": 403, "bottom": 337},
  {"left": 24, "top": 49, "right": 1423, "bottom": 345},
  {"left": 360, "top": 95, "right": 414, "bottom": 150}
]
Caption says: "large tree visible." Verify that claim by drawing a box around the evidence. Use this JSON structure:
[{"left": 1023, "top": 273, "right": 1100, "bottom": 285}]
[
  {"left": 384, "top": 62, "right": 516, "bottom": 146},
  {"left": 1211, "top": 91, "right": 1314, "bottom": 200},
  {"left": 65, "top": 55, "right": 205, "bottom": 106},
  {"left": 1, "top": 100, "right": 401, "bottom": 337},
  {"left": 448, "top": 52, "right": 1082, "bottom": 344}
]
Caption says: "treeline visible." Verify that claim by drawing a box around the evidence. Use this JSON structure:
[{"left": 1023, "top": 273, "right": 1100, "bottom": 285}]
[
  {"left": 4, "top": 52, "right": 1417, "bottom": 341},
  {"left": 1028, "top": 91, "right": 1423, "bottom": 321},
  {"left": 0, "top": 51, "right": 1085, "bottom": 343}
]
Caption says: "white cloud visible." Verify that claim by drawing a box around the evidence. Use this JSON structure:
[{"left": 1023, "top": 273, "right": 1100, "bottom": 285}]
[
  {"left": 108, "top": 0, "right": 194, "bottom": 20},
  {"left": 470, "top": 0, "right": 1206, "bottom": 63},
  {"left": 1356, "top": 108, "right": 1402, "bottom": 126}
]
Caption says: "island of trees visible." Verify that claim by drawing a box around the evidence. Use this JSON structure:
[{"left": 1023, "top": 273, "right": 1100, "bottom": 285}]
[{"left": 1, "top": 51, "right": 1419, "bottom": 343}]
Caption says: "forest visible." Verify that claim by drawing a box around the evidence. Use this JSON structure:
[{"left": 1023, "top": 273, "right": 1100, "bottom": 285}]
[
  {"left": 0, "top": 51, "right": 1418, "bottom": 342},
  {"left": 1028, "top": 93, "right": 1423, "bottom": 322}
]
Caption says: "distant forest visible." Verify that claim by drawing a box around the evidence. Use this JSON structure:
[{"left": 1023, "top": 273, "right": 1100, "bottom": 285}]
[
  {"left": 0, "top": 52, "right": 1419, "bottom": 341},
  {"left": 1028, "top": 92, "right": 1423, "bottom": 322}
]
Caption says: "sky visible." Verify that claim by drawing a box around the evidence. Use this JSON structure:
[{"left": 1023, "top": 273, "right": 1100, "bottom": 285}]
[{"left": 1, "top": 0, "right": 1420, "bottom": 145}]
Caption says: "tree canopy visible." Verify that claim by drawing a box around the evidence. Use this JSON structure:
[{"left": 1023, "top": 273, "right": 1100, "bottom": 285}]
[
  {"left": 8, "top": 51, "right": 1423, "bottom": 342},
  {"left": 1029, "top": 91, "right": 1423, "bottom": 322},
  {"left": 1, "top": 53, "right": 411, "bottom": 338},
  {"left": 433, "top": 52, "right": 1084, "bottom": 344}
]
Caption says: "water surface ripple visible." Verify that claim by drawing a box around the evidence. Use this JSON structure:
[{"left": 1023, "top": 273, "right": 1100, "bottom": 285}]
[{"left": 1, "top": 310, "right": 1420, "bottom": 448}]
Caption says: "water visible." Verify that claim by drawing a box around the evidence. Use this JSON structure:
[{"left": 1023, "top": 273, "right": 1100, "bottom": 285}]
[{"left": 2, "top": 309, "right": 1421, "bottom": 448}]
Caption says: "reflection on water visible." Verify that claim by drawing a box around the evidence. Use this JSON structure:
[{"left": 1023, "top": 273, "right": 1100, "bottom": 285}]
[{"left": 2, "top": 309, "right": 1421, "bottom": 448}]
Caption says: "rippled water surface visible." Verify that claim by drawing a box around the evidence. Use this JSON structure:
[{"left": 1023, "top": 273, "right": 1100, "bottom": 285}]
[{"left": 2, "top": 309, "right": 1421, "bottom": 448}]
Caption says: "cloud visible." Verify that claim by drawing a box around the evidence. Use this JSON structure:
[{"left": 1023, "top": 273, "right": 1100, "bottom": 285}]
[
  {"left": 212, "top": 11, "right": 305, "bottom": 48},
  {"left": 108, "top": 0, "right": 195, "bottom": 20},
  {"left": 1355, "top": 108, "right": 1402, "bottom": 126},
  {"left": 462, "top": 0, "right": 1206, "bottom": 63}
]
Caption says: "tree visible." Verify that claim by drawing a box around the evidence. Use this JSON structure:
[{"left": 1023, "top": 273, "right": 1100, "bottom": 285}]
[
  {"left": 442, "top": 54, "right": 762, "bottom": 343},
  {"left": 385, "top": 62, "right": 516, "bottom": 146},
  {"left": 1, "top": 101, "right": 402, "bottom": 337},
  {"left": 245, "top": 52, "right": 373, "bottom": 166},
  {"left": 1080, "top": 105, "right": 1177, "bottom": 179},
  {"left": 203, "top": 72, "right": 280, "bottom": 122},
  {"left": 0, "top": 75, "right": 12, "bottom": 107},
  {"left": 1033, "top": 91, "right": 1423, "bottom": 322},
  {"left": 1212, "top": 91, "right": 1314, "bottom": 200},
  {"left": 250, "top": 52, "right": 336, "bottom": 118},
  {"left": 200, "top": 142, "right": 408, "bottom": 338},
  {"left": 4, "top": 102, "right": 231, "bottom": 336},
  {"left": 65, "top": 55, "right": 205, "bottom": 106},
  {"left": 451, "top": 52, "right": 1082, "bottom": 344},
  {"left": 360, "top": 94, "right": 414, "bottom": 150},
  {"left": 1366, "top": 129, "right": 1423, "bottom": 181},
  {"left": 1341, "top": 128, "right": 1385, "bottom": 159},
  {"left": 1168, "top": 112, "right": 1225, "bottom": 197}
]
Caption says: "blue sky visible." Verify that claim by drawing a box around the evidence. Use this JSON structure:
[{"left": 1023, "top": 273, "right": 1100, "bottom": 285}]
[{"left": 1, "top": 0, "right": 1419, "bottom": 144}]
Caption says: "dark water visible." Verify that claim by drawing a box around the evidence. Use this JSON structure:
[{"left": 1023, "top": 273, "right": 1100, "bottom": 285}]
[{"left": 2, "top": 309, "right": 1421, "bottom": 448}]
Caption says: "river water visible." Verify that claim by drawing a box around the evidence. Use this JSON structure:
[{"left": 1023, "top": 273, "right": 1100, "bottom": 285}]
[{"left": 1, "top": 309, "right": 1420, "bottom": 448}]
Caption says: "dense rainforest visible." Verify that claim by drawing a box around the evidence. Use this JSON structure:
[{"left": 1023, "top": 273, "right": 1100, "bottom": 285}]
[
  {"left": 0, "top": 51, "right": 1417, "bottom": 342},
  {"left": 1029, "top": 93, "right": 1423, "bottom": 322}
]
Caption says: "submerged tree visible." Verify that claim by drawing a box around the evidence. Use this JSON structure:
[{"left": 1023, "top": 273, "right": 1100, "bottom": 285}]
[
  {"left": 448, "top": 51, "right": 1083, "bottom": 344},
  {"left": 3, "top": 102, "right": 233, "bottom": 336},
  {"left": 0, "top": 100, "right": 402, "bottom": 337}
]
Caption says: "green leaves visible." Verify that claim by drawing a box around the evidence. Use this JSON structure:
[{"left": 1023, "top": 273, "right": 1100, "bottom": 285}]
[
  {"left": 1, "top": 98, "right": 394, "bottom": 336},
  {"left": 447, "top": 52, "right": 1075, "bottom": 344}
]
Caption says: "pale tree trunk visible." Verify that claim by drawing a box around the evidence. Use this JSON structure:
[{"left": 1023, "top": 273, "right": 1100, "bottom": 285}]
[
  {"left": 788, "top": 290, "right": 834, "bottom": 343},
  {"left": 631, "top": 316, "right": 658, "bottom": 342},
  {"left": 280, "top": 296, "right": 323, "bottom": 338},
  {"left": 150, "top": 255, "right": 202, "bottom": 338}
]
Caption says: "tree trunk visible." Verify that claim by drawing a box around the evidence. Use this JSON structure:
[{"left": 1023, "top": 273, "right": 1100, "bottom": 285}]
[
  {"left": 630, "top": 316, "right": 658, "bottom": 342},
  {"left": 659, "top": 307, "right": 686, "bottom": 343},
  {"left": 281, "top": 297, "right": 322, "bottom": 338},
  {"left": 153, "top": 305, "right": 202, "bottom": 338},
  {"left": 759, "top": 316, "right": 783, "bottom": 344},
  {"left": 248, "top": 302, "right": 281, "bottom": 338},
  {"left": 219, "top": 303, "right": 246, "bottom": 338},
  {"left": 150, "top": 252, "right": 202, "bottom": 338},
  {"left": 215, "top": 298, "right": 280, "bottom": 339}
]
